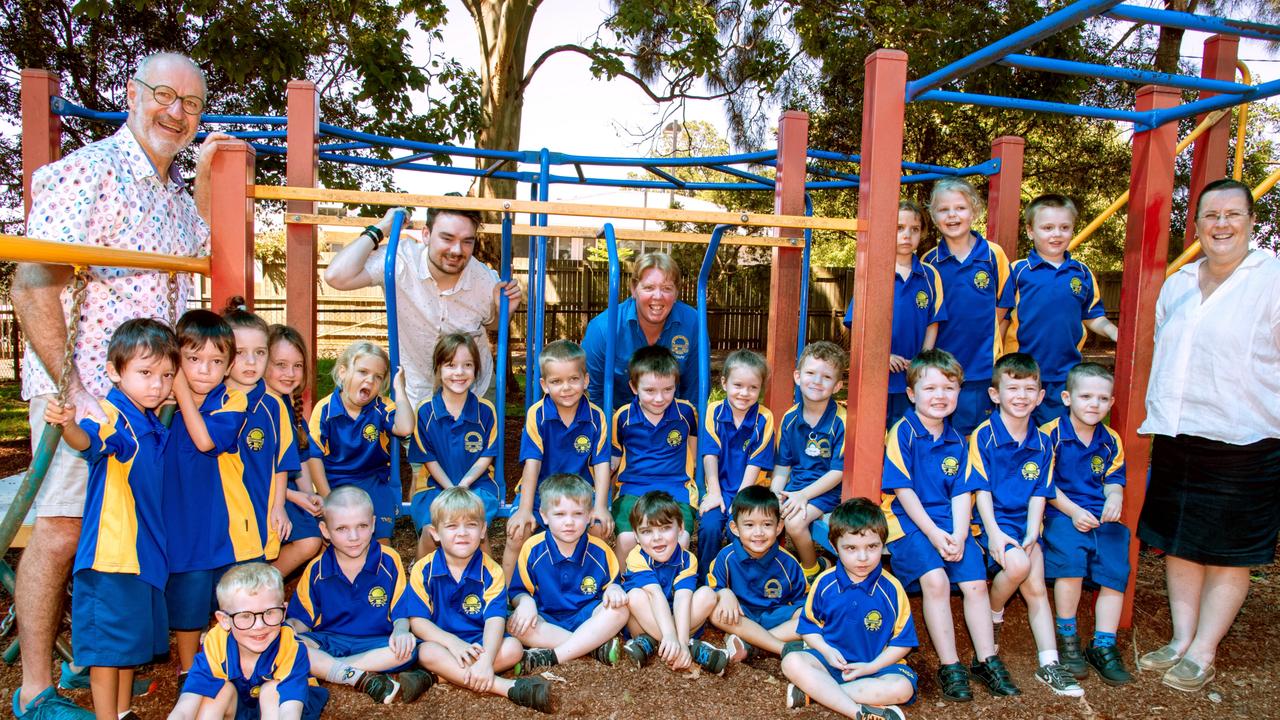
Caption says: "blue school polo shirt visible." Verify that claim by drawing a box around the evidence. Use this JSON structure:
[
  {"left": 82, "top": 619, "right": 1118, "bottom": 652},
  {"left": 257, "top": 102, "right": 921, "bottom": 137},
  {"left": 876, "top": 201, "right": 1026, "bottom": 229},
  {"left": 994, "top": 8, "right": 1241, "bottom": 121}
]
[
  {"left": 998, "top": 251, "right": 1107, "bottom": 382},
  {"left": 880, "top": 409, "right": 970, "bottom": 543},
  {"left": 776, "top": 400, "right": 846, "bottom": 510},
  {"left": 284, "top": 400, "right": 321, "bottom": 491},
  {"left": 309, "top": 388, "right": 397, "bottom": 487},
  {"left": 1040, "top": 416, "right": 1125, "bottom": 519},
  {"left": 164, "top": 383, "right": 247, "bottom": 572},
  {"left": 922, "top": 232, "right": 1010, "bottom": 382},
  {"left": 700, "top": 400, "right": 775, "bottom": 500},
  {"left": 611, "top": 398, "right": 699, "bottom": 506},
  {"left": 237, "top": 382, "right": 301, "bottom": 560},
  {"left": 75, "top": 388, "right": 170, "bottom": 589},
  {"left": 798, "top": 565, "right": 918, "bottom": 665},
  {"left": 842, "top": 258, "right": 948, "bottom": 393},
  {"left": 622, "top": 544, "right": 698, "bottom": 600},
  {"left": 287, "top": 543, "right": 408, "bottom": 637},
  {"left": 408, "top": 392, "right": 499, "bottom": 500},
  {"left": 966, "top": 414, "right": 1056, "bottom": 537},
  {"left": 518, "top": 396, "right": 609, "bottom": 511},
  {"left": 582, "top": 298, "right": 700, "bottom": 409},
  {"left": 706, "top": 539, "right": 807, "bottom": 616},
  {"left": 510, "top": 532, "right": 619, "bottom": 617},
  {"left": 403, "top": 549, "right": 507, "bottom": 644},
  {"left": 184, "top": 625, "right": 312, "bottom": 706}
]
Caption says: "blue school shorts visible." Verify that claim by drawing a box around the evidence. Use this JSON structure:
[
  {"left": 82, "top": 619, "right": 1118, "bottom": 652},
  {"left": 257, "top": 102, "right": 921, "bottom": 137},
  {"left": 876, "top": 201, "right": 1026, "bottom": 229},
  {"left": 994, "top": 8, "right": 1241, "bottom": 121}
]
[
  {"left": 885, "top": 529, "right": 986, "bottom": 587},
  {"left": 410, "top": 487, "right": 499, "bottom": 531},
  {"left": 284, "top": 500, "right": 324, "bottom": 541},
  {"left": 798, "top": 649, "right": 918, "bottom": 703},
  {"left": 233, "top": 684, "right": 328, "bottom": 720},
  {"left": 975, "top": 522, "right": 1030, "bottom": 575},
  {"left": 1031, "top": 380, "right": 1067, "bottom": 428},
  {"left": 542, "top": 601, "right": 601, "bottom": 632},
  {"left": 72, "top": 570, "right": 168, "bottom": 667},
  {"left": 1041, "top": 516, "right": 1132, "bottom": 592},
  {"left": 337, "top": 481, "right": 400, "bottom": 540},
  {"left": 953, "top": 380, "right": 994, "bottom": 437},
  {"left": 167, "top": 565, "right": 232, "bottom": 631},
  {"left": 298, "top": 631, "right": 419, "bottom": 673},
  {"left": 744, "top": 601, "right": 803, "bottom": 630}
]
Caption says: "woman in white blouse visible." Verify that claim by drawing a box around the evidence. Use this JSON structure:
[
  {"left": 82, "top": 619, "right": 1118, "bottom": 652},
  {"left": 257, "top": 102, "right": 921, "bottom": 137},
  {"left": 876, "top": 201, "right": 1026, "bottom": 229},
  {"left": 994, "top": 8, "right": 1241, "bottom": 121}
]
[{"left": 1136, "top": 178, "right": 1280, "bottom": 692}]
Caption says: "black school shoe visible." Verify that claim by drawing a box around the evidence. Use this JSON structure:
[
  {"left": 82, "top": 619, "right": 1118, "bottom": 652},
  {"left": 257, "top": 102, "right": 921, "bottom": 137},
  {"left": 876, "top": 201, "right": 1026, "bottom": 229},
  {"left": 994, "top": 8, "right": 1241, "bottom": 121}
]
[
  {"left": 937, "top": 662, "right": 973, "bottom": 702},
  {"left": 1085, "top": 644, "right": 1134, "bottom": 686},
  {"left": 395, "top": 670, "right": 436, "bottom": 703},
  {"left": 1056, "top": 632, "right": 1089, "bottom": 679},
  {"left": 509, "top": 677, "right": 553, "bottom": 713},
  {"left": 689, "top": 639, "right": 730, "bottom": 675},
  {"left": 970, "top": 655, "right": 1022, "bottom": 696}
]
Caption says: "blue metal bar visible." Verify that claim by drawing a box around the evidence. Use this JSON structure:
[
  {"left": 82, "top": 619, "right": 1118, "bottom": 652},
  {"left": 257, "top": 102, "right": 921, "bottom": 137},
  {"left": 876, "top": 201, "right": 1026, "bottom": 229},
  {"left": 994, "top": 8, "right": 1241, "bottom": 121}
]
[
  {"left": 695, "top": 224, "right": 735, "bottom": 497},
  {"left": 601, "top": 224, "right": 621, "bottom": 490},
  {"left": 999, "top": 54, "right": 1253, "bottom": 94},
  {"left": 318, "top": 141, "right": 373, "bottom": 152},
  {"left": 1106, "top": 4, "right": 1280, "bottom": 42},
  {"left": 795, "top": 194, "right": 814, "bottom": 405},
  {"left": 50, "top": 97, "right": 288, "bottom": 125},
  {"left": 645, "top": 166, "right": 688, "bottom": 189},
  {"left": 320, "top": 122, "right": 526, "bottom": 162},
  {"left": 915, "top": 89, "right": 1155, "bottom": 129},
  {"left": 531, "top": 150, "right": 551, "bottom": 404},
  {"left": 551, "top": 149, "right": 779, "bottom": 168},
  {"left": 524, "top": 181, "right": 539, "bottom": 409},
  {"left": 1150, "top": 77, "right": 1280, "bottom": 127},
  {"left": 383, "top": 209, "right": 407, "bottom": 510},
  {"left": 906, "top": 0, "right": 1126, "bottom": 100},
  {"left": 495, "top": 212, "right": 514, "bottom": 510},
  {"left": 195, "top": 130, "right": 287, "bottom": 141},
  {"left": 707, "top": 164, "right": 776, "bottom": 187}
]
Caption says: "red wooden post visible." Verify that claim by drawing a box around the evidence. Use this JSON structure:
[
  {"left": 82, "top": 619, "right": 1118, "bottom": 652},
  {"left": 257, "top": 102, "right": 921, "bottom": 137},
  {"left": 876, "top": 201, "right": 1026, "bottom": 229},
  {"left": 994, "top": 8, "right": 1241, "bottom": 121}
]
[
  {"left": 1115, "top": 86, "right": 1179, "bottom": 629},
  {"left": 286, "top": 80, "right": 319, "bottom": 408},
  {"left": 1183, "top": 35, "right": 1239, "bottom": 249},
  {"left": 765, "top": 111, "right": 808, "bottom": 415},
  {"left": 986, "top": 136, "right": 1026, "bottom": 259},
  {"left": 21, "top": 69, "right": 62, "bottom": 218},
  {"left": 846, "top": 49, "right": 908, "bottom": 501},
  {"left": 209, "top": 140, "right": 256, "bottom": 313}
]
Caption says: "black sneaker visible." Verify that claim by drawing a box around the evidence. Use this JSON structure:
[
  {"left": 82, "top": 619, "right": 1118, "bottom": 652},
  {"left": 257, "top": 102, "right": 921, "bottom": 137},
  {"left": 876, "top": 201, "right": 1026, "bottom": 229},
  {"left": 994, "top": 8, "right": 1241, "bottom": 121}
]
[
  {"left": 508, "top": 677, "right": 552, "bottom": 713},
  {"left": 592, "top": 636, "right": 622, "bottom": 666},
  {"left": 1035, "top": 661, "right": 1085, "bottom": 697},
  {"left": 623, "top": 634, "right": 657, "bottom": 668},
  {"left": 969, "top": 655, "right": 1021, "bottom": 696},
  {"left": 394, "top": 670, "right": 435, "bottom": 703},
  {"left": 937, "top": 662, "right": 973, "bottom": 702},
  {"left": 515, "top": 648, "right": 558, "bottom": 676},
  {"left": 855, "top": 705, "right": 906, "bottom": 720},
  {"left": 785, "top": 683, "right": 810, "bottom": 709},
  {"left": 1084, "top": 643, "right": 1134, "bottom": 686},
  {"left": 689, "top": 639, "right": 730, "bottom": 675},
  {"left": 1056, "top": 632, "right": 1089, "bottom": 679},
  {"left": 355, "top": 672, "right": 400, "bottom": 704}
]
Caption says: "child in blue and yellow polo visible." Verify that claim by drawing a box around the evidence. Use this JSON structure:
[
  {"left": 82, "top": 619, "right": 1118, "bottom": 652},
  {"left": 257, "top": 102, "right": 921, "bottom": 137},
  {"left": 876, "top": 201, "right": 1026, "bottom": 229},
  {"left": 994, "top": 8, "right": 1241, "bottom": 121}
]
[
  {"left": 240, "top": 379, "right": 300, "bottom": 561},
  {"left": 696, "top": 349, "right": 775, "bottom": 580},
  {"left": 998, "top": 195, "right": 1118, "bottom": 426},
  {"left": 42, "top": 319, "right": 179, "bottom": 718},
  {"left": 781, "top": 498, "right": 917, "bottom": 716},
  {"left": 408, "top": 390, "right": 499, "bottom": 528}
]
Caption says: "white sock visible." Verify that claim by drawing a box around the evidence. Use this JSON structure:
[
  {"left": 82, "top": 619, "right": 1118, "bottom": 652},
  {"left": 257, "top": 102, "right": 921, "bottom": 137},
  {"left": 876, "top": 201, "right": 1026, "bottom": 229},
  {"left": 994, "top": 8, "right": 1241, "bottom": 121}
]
[
  {"left": 118, "top": 711, "right": 132, "bottom": 719},
  {"left": 1039, "top": 650, "right": 1059, "bottom": 666},
  {"left": 991, "top": 609, "right": 1005, "bottom": 624}
]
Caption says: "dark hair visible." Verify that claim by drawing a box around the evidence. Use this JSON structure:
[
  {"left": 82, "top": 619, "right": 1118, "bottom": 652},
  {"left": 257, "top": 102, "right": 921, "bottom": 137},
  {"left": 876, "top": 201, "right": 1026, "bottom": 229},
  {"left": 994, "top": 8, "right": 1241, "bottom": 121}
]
[
  {"left": 1197, "top": 178, "right": 1254, "bottom": 217},
  {"left": 730, "top": 484, "right": 781, "bottom": 523},
  {"left": 107, "top": 318, "right": 180, "bottom": 373},
  {"left": 629, "top": 490, "right": 684, "bottom": 531},
  {"left": 828, "top": 497, "right": 888, "bottom": 545},
  {"left": 898, "top": 198, "right": 927, "bottom": 227},
  {"left": 426, "top": 193, "right": 482, "bottom": 232},
  {"left": 268, "top": 324, "right": 311, "bottom": 453},
  {"left": 906, "top": 348, "right": 964, "bottom": 387},
  {"left": 221, "top": 296, "right": 269, "bottom": 335},
  {"left": 176, "top": 309, "right": 234, "bottom": 360},
  {"left": 1065, "top": 361, "right": 1114, "bottom": 393},
  {"left": 991, "top": 352, "right": 1041, "bottom": 389},
  {"left": 432, "top": 332, "right": 481, "bottom": 386},
  {"left": 628, "top": 344, "right": 679, "bottom": 386}
]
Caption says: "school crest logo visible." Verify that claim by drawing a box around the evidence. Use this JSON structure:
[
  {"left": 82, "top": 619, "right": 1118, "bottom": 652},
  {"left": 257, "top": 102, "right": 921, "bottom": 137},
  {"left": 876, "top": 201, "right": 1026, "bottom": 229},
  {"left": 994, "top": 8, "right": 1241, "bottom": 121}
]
[
  {"left": 464, "top": 431, "right": 483, "bottom": 454},
  {"left": 915, "top": 290, "right": 929, "bottom": 309},
  {"left": 250, "top": 685, "right": 262, "bottom": 698},
  {"left": 973, "top": 270, "right": 992, "bottom": 290},
  {"left": 574, "top": 435, "right": 591, "bottom": 454},
  {"left": 941, "top": 456, "right": 961, "bottom": 476},
  {"left": 670, "top": 335, "right": 690, "bottom": 358},
  {"left": 1090, "top": 455, "right": 1105, "bottom": 475},
  {"left": 763, "top": 578, "right": 783, "bottom": 599},
  {"left": 580, "top": 576, "right": 599, "bottom": 595},
  {"left": 1021, "top": 462, "right": 1041, "bottom": 481},
  {"left": 461, "top": 593, "right": 483, "bottom": 615},
  {"left": 368, "top": 586, "right": 388, "bottom": 607},
  {"left": 666, "top": 430, "right": 683, "bottom": 447},
  {"left": 1070, "top": 277, "right": 1084, "bottom": 295},
  {"left": 362, "top": 423, "right": 378, "bottom": 442},
  {"left": 864, "top": 609, "right": 883, "bottom": 632},
  {"left": 246, "top": 428, "right": 265, "bottom": 452},
  {"left": 806, "top": 437, "right": 832, "bottom": 459}
]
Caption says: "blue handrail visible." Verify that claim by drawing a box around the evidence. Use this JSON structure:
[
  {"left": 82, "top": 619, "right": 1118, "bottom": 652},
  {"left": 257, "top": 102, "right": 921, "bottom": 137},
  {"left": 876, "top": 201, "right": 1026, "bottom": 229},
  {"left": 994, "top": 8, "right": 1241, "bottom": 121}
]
[
  {"left": 524, "top": 182, "right": 540, "bottom": 409},
  {"left": 795, "top": 194, "right": 814, "bottom": 405},
  {"left": 600, "top": 224, "right": 621, "bottom": 471},
  {"left": 529, "top": 150, "right": 551, "bottom": 401},
  {"left": 695, "top": 224, "right": 735, "bottom": 497},
  {"left": 1105, "top": 3, "right": 1280, "bottom": 41},
  {"left": 495, "top": 213, "right": 514, "bottom": 513},
  {"left": 998, "top": 54, "right": 1252, "bottom": 94},
  {"left": 383, "top": 209, "right": 407, "bottom": 508}
]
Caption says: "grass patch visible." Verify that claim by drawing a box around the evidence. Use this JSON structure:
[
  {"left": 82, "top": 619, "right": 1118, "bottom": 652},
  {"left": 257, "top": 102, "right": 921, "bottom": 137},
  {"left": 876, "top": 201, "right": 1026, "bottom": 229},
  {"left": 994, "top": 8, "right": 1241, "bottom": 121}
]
[{"left": 0, "top": 381, "right": 28, "bottom": 442}]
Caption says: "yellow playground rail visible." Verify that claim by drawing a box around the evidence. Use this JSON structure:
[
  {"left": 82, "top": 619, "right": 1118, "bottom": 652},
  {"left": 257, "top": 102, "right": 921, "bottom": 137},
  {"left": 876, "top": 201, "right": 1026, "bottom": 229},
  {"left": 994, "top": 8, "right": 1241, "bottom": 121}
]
[{"left": 0, "top": 235, "right": 211, "bottom": 274}]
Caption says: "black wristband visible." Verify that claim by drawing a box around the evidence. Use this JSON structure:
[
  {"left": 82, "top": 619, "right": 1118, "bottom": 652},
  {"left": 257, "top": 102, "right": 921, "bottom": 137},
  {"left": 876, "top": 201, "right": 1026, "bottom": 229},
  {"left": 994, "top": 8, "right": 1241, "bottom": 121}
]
[{"left": 362, "top": 225, "right": 383, "bottom": 248}]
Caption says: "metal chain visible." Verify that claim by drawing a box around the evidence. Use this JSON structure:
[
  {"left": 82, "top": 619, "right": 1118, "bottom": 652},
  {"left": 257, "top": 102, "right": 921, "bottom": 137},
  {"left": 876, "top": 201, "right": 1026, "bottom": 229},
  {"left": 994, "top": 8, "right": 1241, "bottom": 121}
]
[
  {"left": 167, "top": 272, "right": 179, "bottom": 326},
  {"left": 56, "top": 267, "right": 91, "bottom": 406}
]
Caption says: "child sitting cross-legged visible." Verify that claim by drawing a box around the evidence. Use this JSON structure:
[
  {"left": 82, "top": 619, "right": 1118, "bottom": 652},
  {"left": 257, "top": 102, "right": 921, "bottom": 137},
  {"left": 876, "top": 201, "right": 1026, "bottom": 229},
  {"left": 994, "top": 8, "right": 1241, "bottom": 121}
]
[
  {"left": 286, "top": 486, "right": 434, "bottom": 705},
  {"left": 507, "top": 473, "right": 631, "bottom": 674}
]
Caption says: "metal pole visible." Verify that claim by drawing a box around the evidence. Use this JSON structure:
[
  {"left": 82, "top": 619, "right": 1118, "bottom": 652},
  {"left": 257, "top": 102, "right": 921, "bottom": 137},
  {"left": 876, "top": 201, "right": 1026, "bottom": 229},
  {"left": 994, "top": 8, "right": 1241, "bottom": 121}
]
[
  {"left": 495, "top": 213, "right": 513, "bottom": 512},
  {"left": 384, "top": 209, "right": 407, "bottom": 510},
  {"left": 795, "top": 195, "right": 814, "bottom": 405},
  {"left": 696, "top": 224, "right": 733, "bottom": 496},
  {"left": 524, "top": 182, "right": 539, "bottom": 409},
  {"left": 600, "top": 224, "right": 621, "bottom": 494},
  {"left": 530, "top": 149, "right": 551, "bottom": 401}
]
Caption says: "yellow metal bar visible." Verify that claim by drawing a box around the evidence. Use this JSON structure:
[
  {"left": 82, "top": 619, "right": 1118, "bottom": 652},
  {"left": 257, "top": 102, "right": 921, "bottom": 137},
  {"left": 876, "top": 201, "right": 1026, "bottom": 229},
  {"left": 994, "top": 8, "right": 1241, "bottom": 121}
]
[
  {"left": 1165, "top": 166, "right": 1280, "bottom": 277},
  {"left": 0, "top": 235, "right": 211, "bottom": 274},
  {"left": 1233, "top": 61, "right": 1252, "bottom": 181},
  {"left": 256, "top": 185, "right": 859, "bottom": 233}
]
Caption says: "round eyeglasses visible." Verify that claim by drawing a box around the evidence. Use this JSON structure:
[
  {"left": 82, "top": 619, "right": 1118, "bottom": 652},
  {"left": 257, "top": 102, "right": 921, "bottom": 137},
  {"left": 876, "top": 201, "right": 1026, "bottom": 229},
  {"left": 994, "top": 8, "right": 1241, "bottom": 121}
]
[
  {"left": 133, "top": 77, "right": 204, "bottom": 115},
  {"left": 225, "top": 606, "right": 286, "bottom": 630}
]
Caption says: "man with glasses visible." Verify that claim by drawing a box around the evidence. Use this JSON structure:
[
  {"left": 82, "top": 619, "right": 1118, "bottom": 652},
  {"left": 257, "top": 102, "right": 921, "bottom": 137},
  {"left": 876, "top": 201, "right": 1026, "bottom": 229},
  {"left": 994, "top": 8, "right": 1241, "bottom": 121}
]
[{"left": 11, "top": 52, "right": 223, "bottom": 720}]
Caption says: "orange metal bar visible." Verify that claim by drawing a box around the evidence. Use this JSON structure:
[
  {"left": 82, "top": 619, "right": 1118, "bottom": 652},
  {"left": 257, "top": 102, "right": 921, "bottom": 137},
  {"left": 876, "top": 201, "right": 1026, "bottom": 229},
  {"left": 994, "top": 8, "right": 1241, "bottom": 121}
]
[
  {"left": 209, "top": 140, "right": 256, "bottom": 312},
  {"left": 1183, "top": 35, "right": 1239, "bottom": 251},
  {"left": 764, "top": 110, "right": 808, "bottom": 414},
  {"left": 21, "top": 69, "right": 61, "bottom": 217},
  {"left": 286, "top": 79, "right": 320, "bottom": 409},
  {"left": 986, "top": 136, "right": 1026, "bottom": 259},
  {"left": 0, "top": 235, "right": 210, "bottom": 274}
]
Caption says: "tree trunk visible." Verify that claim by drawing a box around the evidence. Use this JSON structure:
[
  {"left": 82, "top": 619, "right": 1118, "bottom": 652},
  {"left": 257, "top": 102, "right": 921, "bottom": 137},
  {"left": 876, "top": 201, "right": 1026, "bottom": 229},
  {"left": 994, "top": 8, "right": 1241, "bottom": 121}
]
[{"left": 1154, "top": 0, "right": 1190, "bottom": 74}]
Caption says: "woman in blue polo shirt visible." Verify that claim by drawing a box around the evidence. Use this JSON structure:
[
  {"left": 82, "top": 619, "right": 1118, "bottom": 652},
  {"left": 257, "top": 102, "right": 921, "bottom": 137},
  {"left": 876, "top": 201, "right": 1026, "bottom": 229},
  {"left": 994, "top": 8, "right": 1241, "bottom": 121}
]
[{"left": 581, "top": 252, "right": 700, "bottom": 410}]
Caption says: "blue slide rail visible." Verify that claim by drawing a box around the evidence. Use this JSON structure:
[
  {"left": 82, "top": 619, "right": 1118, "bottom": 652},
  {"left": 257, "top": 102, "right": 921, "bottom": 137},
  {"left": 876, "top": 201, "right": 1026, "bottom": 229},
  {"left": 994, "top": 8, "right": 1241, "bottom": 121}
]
[
  {"left": 695, "top": 224, "right": 736, "bottom": 497},
  {"left": 382, "top": 209, "right": 407, "bottom": 506},
  {"left": 494, "top": 212, "right": 514, "bottom": 508},
  {"left": 600, "top": 224, "right": 622, "bottom": 460}
]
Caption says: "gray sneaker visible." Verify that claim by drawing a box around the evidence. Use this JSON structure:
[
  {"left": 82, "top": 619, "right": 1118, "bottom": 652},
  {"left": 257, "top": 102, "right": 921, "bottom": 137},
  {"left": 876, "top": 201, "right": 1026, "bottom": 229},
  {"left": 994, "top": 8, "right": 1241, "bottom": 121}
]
[{"left": 1035, "top": 661, "right": 1085, "bottom": 697}]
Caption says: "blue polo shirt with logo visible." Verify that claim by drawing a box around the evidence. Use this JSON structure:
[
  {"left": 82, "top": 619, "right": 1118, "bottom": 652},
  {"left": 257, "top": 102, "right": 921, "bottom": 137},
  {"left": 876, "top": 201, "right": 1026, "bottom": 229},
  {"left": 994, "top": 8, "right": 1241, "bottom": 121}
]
[
  {"left": 612, "top": 398, "right": 699, "bottom": 506},
  {"left": 798, "top": 565, "right": 918, "bottom": 665},
  {"left": 922, "top": 232, "right": 1010, "bottom": 382},
  {"left": 622, "top": 544, "right": 698, "bottom": 600},
  {"left": 582, "top": 298, "right": 700, "bottom": 409},
  {"left": 880, "top": 409, "right": 970, "bottom": 543},
  {"left": 518, "top": 396, "right": 609, "bottom": 512},
  {"left": 966, "top": 414, "right": 1056, "bottom": 537},
  {"left": 403, "top": 549, "right": 507, "bottom": 644},
  {"left": 1040, "top": 416, "right": 1125, "bottom": 519},
  {"left": 706, "top": 539, "right": 807, "bottom": 616},
  {"left": 184, "top": 625, "right": 313, "bottom": 707},
  {"left": 239, "top": 381, "right": 300, "bottom": 561},
  {"left": 408, "top": 392, "right": 499, "bottom": 500},
  {"left": 287, "top": 543, "right": 408, "bottom": 637},
  {"left": 998, "top": 251, "right": 1106, "bottom": 382},
  {"left": 843, "top": 257, "right": 948, "bottom": 393},
  {"left": 309, "top": 388, "right": 398, "bottom": 487},
  {"left": 776, "top": 400, "right": 846, "bottom": 513},
  {"left": 700, "top": 400, "right": 775, "bottom": 500},
  {"left": 510, "top": 532, "right": 619, "bottom": 623}
]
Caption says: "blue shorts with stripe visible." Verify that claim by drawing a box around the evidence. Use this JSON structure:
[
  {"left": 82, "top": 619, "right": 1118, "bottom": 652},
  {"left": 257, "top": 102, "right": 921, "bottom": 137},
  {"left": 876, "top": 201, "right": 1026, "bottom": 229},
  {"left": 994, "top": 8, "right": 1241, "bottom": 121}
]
[
  {"left": 284, "top": 500, "right": 324, "bottom": 541},
  {"left": 885, "top": 529, "right": 986, "bottom": 588},
  {"left": 72, "top": 570, "right": 168, "bottom": 667},
  {"left": 975, "top": 523, "right": 1030, "bottom": 575},
  {"left": 541, "top": 601, "right": 602, "bottom": 632},
  {"left": 1041, "top": 516, "right": 1131, "bottom": 592},
  {"left": 743, "top": 601, "right": 803, "bottom": 630},
  {"left": 167, "top": 564, "right": 233, "bottom": 631},
  {"left": 798, "top": 649, "right": 918, "bottom": 704},
  {"left": 298, "top": 631, "right": 419, "bottom": 673}
]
